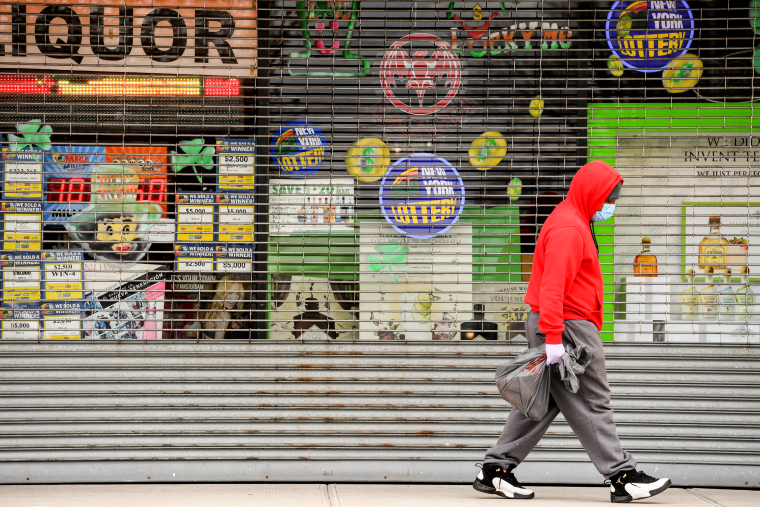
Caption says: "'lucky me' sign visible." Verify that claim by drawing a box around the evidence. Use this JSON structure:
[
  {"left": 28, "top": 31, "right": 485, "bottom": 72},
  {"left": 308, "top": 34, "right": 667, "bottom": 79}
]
[{"left": 0, "top": 0, "right": 257, "bottom": 76}]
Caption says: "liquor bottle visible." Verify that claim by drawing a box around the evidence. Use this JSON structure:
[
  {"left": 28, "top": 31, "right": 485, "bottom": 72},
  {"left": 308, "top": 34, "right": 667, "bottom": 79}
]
[
  {"left": 735, "top": 266, "right": 756, "bottom": 322},
  {"left": 143, "top": 302, "right": 158, "bottom": 339},
  {"left": 310, "top": 196, "right": 318, "bottom": 223},
  {"left": 297, "top": 199, "right": 307, "bottom": 223},
  {"left": 716, "top": 269, "right": 735, "bottom": 322},
  {"left": 681, "top": 269, "right": 699, "bottom": 321},
  {"left": 698, "top": 216, "right": 729, "bottom": 272},
  {"left": 460, "top": 303, "right": 499, "bottom": 341},
  {"left": 323, "top": 202, "right": 331, "bottom": 224},
  {"left": 699, "top": 266, "right": 719, "bottom": 321},
  {"left": 633, "top": 237, "right": 657, "bottom": 277}
]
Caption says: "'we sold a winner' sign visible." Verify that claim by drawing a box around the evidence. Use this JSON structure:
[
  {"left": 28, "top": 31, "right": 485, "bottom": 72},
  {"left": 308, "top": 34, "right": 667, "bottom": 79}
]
[{"left": 0, "top": 0, "right": 257, "bottom": 76}]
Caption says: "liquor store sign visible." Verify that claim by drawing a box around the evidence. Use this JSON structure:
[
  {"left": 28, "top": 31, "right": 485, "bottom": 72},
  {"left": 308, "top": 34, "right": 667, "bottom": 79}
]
[{"left": 0, "top": 0, "right": 257, "bottom": 76}]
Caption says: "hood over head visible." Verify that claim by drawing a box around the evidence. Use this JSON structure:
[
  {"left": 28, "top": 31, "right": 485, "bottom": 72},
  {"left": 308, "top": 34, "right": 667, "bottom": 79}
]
[{"left": 566, "top": 161, "right": 624, "bottom": 221}]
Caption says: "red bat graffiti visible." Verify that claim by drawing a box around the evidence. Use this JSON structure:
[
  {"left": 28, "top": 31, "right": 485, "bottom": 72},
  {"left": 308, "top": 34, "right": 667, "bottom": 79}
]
[{"left": 380, "top": 34, "right": 462, "bottom": 116}]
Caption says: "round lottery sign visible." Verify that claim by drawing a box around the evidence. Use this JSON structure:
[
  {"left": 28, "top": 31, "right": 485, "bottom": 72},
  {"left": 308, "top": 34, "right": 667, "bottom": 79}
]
[
  {"left": 379, "top": 154, "right": 465, "bottom": 239},
  {"left": 271, "top": 121, "right": 328, "bottom": 176},
  {"left": 606, "top": 1, "right": 695, "bottom": 73}
]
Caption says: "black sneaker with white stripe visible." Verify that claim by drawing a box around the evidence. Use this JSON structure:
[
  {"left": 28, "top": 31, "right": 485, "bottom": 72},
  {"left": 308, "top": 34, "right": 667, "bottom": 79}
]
[
  {"left": 473, "top": 463, "right": 535, "bottom": 499},
  {"left": 607, "top": 469, "right": 671, "bottom": 503}
]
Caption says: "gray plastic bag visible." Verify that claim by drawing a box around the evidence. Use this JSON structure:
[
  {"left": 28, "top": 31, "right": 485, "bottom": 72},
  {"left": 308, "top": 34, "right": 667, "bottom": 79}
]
[
  {"left": 557, "top": 345, "right": 594, "bottom": 394},
  {"left": 494, "top": 344, "right": 550, "bottom": 421}
]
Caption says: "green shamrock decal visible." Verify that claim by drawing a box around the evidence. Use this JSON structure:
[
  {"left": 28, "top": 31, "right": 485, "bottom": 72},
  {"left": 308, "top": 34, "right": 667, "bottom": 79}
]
[
  {"left": 7, "top": 120, "right": 52, "bottom": 154},
  {"left": 171, "top": 138, "right": 216, "bottom": 184},
  {"left": 368, "top": 244, "right": 409, "bottom": 282}
]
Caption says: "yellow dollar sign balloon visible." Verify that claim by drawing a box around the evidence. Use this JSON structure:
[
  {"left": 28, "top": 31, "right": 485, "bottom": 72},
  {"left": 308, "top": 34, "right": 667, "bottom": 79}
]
[
  {"left": 469, "top": 132, "right": 507, "bottom": 170},
  {"left": 345, "top": 138, "right": 391, "bottom": 182}
]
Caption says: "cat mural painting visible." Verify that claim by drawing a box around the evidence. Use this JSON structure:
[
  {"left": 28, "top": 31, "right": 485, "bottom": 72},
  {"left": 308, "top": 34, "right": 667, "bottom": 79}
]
[{"left": 474, "top": 161, "right": 672, "bottom": 503}]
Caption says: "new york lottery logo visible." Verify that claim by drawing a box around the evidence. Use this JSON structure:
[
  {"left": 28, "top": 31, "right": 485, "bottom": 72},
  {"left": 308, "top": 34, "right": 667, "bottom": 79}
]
[
  {"left": 606, "top": 1, "right": 694, "bottom": 72},
  {"left": 271, "top": 121, "right": 328, "bottom": 176},
  {"left": 379, "top": 154, "right": 465, "bottom": 239}
]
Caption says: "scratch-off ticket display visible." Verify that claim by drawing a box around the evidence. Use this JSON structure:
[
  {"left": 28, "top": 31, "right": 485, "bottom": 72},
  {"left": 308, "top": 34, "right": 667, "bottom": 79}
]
[
  {"left": 216, "top": 139, "right": 255, "bottom": 191},
  {"left": 176, "top": 193, "right": 216, "bottom": 242},
  {"left": 42, "top": 250, "right": 84, "bottom": 301},
  {"left": 2, "top": 129, "right": 47, "bottom": 200},
  {"left": 175, "top": 244, "right": 216, "bottom": 274},
  {"left": 217, "top": 193, "right": 255, "bottom": 242},
  {"left": 216, "top": 244, "right": 254, "bottom": 273},
  {"left": 1, "top": 251, "right": 41, "bottom": 303},
  {"left": 1, "top": 201, "right": 42, "bottom": 251},
  {"left": 42, "top": 302, "right": 83, "bottom": 340},
  {"left": 0, "top": 306, "right": 40, "bottom": 340}
]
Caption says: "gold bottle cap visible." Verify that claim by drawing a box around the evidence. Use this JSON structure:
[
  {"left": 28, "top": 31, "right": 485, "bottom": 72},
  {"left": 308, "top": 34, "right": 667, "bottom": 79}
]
[
  {"left": 642, "top": 237, "right": 651, "bottom": 244},
  {"left": 704, "top": 266, "right": 714, "bottom": 274},
  {"left": 687, "top": 269, "right": 694, "bottom": 274},
  {"left": 740, "top": 266, "right": 749, "bottom": 274},
  {"left": 708, "top": 216, "right": 721, "bottom": 224}
]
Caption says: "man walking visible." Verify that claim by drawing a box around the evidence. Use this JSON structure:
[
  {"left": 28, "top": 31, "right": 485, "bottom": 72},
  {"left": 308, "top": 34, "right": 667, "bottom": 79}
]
[{"left": 474, "top": 161, "right": 671, "bottom": 503}]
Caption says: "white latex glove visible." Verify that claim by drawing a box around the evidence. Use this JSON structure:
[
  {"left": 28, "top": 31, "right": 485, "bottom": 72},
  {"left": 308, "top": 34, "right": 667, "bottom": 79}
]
[{"left": 545, "top": 343, "right": 565, "bottom": 365}]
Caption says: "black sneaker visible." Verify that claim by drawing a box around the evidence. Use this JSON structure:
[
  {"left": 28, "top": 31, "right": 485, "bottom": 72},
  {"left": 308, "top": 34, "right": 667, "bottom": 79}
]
[
  {"left": 473, "top": 463, "right": 535, "bottom": 499},
  {"left": 607, "top": 469, "right": 671, "bottom": 503}
]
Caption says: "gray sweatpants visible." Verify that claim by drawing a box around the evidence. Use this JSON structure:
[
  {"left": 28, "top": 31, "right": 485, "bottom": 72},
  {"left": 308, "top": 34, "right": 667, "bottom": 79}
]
[{"left": 484, "top": 311, "right": 637, "bottom": 479}]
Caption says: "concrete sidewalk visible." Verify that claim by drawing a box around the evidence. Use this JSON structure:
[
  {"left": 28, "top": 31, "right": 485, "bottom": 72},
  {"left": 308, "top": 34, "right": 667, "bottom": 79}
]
[{"left": 0, "top": 484, "right": 758, "bottom": 507}]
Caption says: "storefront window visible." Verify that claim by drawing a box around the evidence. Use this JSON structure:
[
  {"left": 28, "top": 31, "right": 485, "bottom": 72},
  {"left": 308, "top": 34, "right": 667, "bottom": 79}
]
[{"left": 0, "top": 1, "right": 756, "bottom": 343}]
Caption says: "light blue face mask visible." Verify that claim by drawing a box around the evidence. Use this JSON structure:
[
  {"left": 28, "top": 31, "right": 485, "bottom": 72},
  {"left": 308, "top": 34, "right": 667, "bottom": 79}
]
[{"left": 592, "top": 203, "right": 615, "bottom": 222}]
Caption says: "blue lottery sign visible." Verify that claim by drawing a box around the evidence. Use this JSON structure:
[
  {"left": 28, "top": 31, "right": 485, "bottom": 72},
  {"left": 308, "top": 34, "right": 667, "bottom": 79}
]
[
  {"left": 271, "top": 121, "right": 328, "bottom": 176},
  {"left": 606, "top": 1, "right": 695, "bottom": 73},
  {"left": 379, "top": 154, "right": 465, "bottom": 239}
]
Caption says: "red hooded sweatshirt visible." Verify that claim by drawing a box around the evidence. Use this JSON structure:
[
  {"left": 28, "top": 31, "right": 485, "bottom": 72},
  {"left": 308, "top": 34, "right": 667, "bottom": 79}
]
[{"left": 524, "top": 161, "right": 623, "bottom": 345}]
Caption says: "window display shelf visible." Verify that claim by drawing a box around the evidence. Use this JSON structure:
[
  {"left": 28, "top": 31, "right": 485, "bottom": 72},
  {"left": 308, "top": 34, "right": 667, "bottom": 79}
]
[{"left": 614, "top": 320, "right": 760, "bottom": 343}]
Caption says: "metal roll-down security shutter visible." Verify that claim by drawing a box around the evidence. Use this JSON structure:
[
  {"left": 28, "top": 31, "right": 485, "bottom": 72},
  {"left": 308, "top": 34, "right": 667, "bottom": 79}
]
[{"left": 0, "top": 341, "right": 758, "bottom": 487}]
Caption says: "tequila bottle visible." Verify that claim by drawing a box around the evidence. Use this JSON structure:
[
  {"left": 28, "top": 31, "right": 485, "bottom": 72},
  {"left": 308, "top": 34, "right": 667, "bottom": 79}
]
[
  {"left": 699, "top": 266, "right": 719, "bottom": 321},
  {"left": 633, "top": 237, "right": 657, "bottom": 277},
  {"left": 297, "top": 198, "right": 307, "bottom": 223},
  {"left": 716, "top": 269, "right": 735, "bottom": 322},
  {"left": 310, "top": 197, "right": 318, "bottom": 223},
  {"left": 735, "top": 266, "right": 756, "bottom": 322},
  {"left": 698, "top": 216, "right": 729, "bottom": 272},
  {"left": 681, "top": 269, "right": 699, "bottom": 321}
]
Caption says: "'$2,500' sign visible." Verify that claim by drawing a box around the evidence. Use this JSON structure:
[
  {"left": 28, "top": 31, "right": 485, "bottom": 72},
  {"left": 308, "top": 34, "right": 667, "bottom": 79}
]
[{"left": 0, "top": 0, "right": 257, "bottom": 76}]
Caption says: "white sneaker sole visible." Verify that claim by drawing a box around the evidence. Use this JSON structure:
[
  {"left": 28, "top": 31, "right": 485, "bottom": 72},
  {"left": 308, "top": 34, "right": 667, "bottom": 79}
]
[
  {"left": 493, "top": 477, "right": 535, "bottom": 499},
  {"left": 611, "top": 478, "right": 671, "bottom": 503}
]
